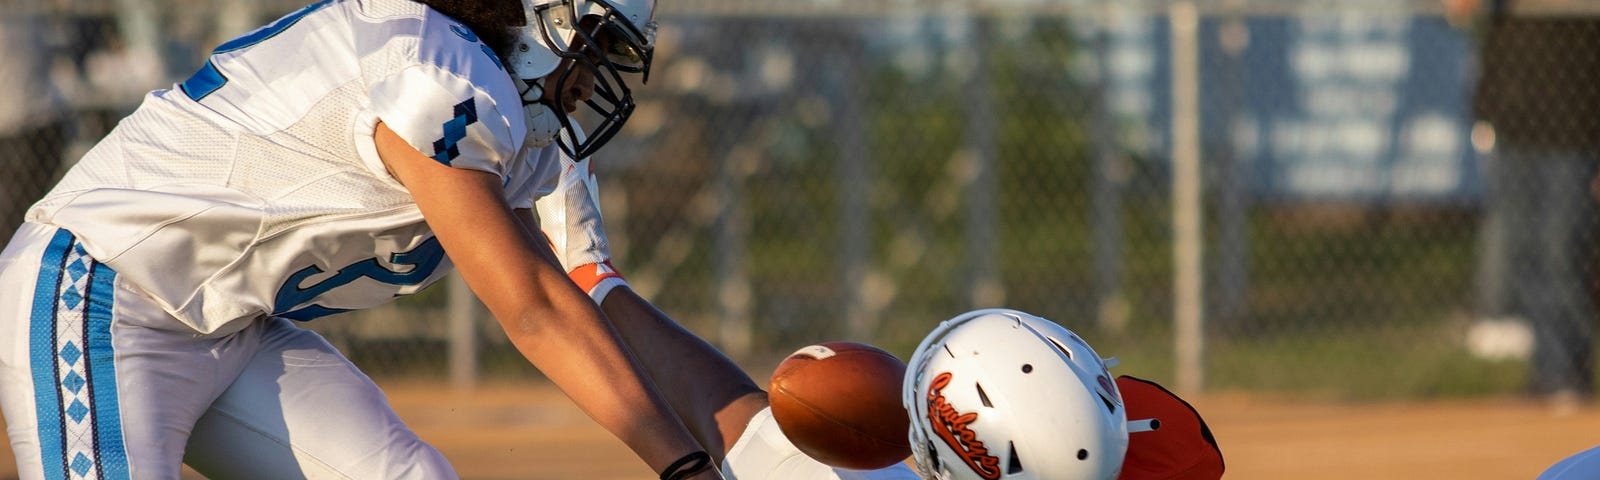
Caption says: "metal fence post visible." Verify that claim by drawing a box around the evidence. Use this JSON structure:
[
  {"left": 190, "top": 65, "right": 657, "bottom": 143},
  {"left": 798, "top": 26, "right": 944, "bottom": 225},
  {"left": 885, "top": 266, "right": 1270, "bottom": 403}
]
[
  {"left": 965, "top": 15, "right": 1002, "bottom": 311},
  {"left": 448, "top": 272, "right": 478, "bottom": 390},
  {"left": 1171, "top": 0, "right": 1205, "bottom": 395}
]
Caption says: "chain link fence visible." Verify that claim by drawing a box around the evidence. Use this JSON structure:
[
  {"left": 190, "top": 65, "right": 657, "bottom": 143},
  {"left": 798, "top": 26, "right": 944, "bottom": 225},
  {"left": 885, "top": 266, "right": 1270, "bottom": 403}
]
[{"left": 2, "top": 0, "right": 1597, "bottom": 401}]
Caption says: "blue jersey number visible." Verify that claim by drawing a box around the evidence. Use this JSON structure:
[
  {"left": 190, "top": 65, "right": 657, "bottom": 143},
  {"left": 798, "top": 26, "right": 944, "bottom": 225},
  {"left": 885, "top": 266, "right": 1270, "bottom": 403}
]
[{"left": 272, "top": 236, "right": 446, "bottom": 321}]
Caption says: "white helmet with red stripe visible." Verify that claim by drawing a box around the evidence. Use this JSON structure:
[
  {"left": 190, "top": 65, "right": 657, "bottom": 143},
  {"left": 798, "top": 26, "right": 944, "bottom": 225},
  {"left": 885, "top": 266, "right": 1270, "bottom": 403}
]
[
  {"left": 510, "top": 0, "right": 656, "bottom": 158},
  {"left": 902, "top": 309, "right": 1130, "bottom": 480}
]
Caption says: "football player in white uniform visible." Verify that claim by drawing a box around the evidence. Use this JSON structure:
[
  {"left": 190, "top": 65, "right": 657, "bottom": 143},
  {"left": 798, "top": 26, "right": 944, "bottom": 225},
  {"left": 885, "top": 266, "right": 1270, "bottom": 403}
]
[{"left": 0, "top": 0, "right": 724, "bottom": 478}]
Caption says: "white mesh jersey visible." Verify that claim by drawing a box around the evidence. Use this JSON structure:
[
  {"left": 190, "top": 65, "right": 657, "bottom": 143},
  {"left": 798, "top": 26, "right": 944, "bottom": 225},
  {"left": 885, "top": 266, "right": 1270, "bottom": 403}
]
[{"left": 25, "top": 0, "right": 580, "bottom": 334}]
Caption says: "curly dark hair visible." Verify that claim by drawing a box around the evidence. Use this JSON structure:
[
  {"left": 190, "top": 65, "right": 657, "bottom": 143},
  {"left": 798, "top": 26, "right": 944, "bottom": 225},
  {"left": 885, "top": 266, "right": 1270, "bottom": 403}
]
[{"left": 414, "top": 0, "right": 524, "bottom": 58}]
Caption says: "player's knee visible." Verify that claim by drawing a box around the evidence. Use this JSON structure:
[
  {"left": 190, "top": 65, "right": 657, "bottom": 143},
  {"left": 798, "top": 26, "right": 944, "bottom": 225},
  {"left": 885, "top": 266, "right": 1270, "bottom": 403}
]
[{"left": 378, "top": 440, "right": 456, "bottom": 480}]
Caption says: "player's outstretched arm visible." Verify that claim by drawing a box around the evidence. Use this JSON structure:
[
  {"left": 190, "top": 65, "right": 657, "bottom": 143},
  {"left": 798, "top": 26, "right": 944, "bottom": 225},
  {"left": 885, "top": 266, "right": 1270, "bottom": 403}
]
[
  {"left": 568, "top": 274, "right": 922, "bottom": 480},
  {"left": 523, "top": 143, "right": 913, "bottom": 477},
  {"left": 375, "top": 122, "right": 718, "bottom": 479},
  {"left": 595, "top": 286, "right": 770, "bottom": 459}
]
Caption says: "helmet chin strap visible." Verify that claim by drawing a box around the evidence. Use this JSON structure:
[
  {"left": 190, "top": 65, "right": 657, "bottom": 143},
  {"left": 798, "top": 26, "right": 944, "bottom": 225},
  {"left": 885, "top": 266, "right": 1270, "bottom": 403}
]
[
  {"left": 518, "top": 77, "right": 562, "bottom": 148},
  {"left": 525, "top": 103, "right": 562, "bottom": 148}
]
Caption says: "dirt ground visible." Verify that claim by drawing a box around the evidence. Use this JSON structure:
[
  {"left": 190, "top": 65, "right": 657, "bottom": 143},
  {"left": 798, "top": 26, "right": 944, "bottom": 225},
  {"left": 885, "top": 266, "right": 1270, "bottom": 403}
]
[{"left": 2, "top": 382, "right": 1598, "bottom": 479}]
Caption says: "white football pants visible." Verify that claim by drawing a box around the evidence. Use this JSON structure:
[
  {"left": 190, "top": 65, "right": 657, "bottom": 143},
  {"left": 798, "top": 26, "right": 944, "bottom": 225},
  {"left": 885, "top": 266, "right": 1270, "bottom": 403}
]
[{"left": 0, "top": 223, "right": 452, "bottom": 479}]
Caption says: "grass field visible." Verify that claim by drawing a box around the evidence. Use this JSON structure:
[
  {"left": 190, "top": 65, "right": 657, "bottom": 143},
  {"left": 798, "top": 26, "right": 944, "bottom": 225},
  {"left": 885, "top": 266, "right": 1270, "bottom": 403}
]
[{"left": 2, "top": 381, "right": 1597, "bottom": 479}]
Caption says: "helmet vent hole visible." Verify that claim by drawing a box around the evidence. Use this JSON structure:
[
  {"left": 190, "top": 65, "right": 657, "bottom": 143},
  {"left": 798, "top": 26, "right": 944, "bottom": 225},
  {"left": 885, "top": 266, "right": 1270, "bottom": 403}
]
[
  {"left": 1021, "top": 364, "right": 1033, "bottom": 373},
  {"left": 1077, "top": 449, "right": 1089, "bottom": 460},
  {"left": 975, "top": 383, "right": 993, "bottom": 408},
  {"left": 1007, "top": 441, "right": 1024, "bottom": 474},
  {"left": 942, "top": 344, "right": 956, "bottom": 358},
  {"left": 1047, "top": 337, "right": 1073, "bottom": 360}
]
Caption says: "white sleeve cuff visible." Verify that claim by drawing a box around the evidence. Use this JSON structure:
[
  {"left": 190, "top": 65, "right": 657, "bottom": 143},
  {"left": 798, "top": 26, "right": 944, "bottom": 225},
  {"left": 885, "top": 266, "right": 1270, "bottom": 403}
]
[{"left": 587, "top": 276, "right": 628, "bottom": 305}]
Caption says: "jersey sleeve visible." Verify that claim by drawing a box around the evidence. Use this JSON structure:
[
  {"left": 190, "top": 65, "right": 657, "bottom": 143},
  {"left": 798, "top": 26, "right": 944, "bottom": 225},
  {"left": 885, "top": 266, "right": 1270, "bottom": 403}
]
[
  {"left": 367, "top": 17, "right": 525, "bottom": 179},
  {"left": 534, "top": 153, "right": 614, "bottom": 274}
]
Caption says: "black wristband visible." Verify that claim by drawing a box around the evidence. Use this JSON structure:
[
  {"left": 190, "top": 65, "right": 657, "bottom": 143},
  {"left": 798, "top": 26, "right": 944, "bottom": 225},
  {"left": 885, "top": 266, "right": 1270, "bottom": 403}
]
[{"left": 659, "top": 451, "right": 712, "bottom": 480}]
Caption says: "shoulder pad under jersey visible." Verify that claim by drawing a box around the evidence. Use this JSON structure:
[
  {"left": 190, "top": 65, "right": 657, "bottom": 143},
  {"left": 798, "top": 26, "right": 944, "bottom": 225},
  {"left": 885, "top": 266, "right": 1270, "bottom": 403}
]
[{"left": 368, "top": 11, "right": 525, "bottom": 178}]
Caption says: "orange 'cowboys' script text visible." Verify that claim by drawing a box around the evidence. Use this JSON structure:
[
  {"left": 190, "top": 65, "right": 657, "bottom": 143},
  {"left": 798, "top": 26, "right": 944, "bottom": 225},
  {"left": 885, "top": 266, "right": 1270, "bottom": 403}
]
[{"left": 926, "top": 372, "right": 1002, "bottom": 479}]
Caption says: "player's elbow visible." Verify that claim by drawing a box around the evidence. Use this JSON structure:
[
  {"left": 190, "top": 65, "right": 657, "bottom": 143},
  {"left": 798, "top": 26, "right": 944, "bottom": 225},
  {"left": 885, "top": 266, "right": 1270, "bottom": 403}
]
[
  {"left": 496, "top": 288, "right": 600, "bottom": 344},
  {"left": 493, "top": 293, "right": 560, "bottom": 342},
  {"left": 500, "top": 309, "right": 551, "bottom": 342}
]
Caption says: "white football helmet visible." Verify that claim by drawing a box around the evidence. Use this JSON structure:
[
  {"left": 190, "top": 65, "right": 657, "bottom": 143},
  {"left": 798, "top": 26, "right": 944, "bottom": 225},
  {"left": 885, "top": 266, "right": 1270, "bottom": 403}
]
[
  {"left": 902, "top": 309, "right": 1131, "bottom": 480},
  {"left": 511, "top": 0, "right": 656, "bottom": 158}
]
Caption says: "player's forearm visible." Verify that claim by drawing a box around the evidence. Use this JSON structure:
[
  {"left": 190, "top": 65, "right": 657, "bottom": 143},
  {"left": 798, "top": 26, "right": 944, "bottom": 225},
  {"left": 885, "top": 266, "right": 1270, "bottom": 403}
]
[
  {"left": 387, "top": 155, "right": 708, "bottom": 474},
  {"left": 599, "top": 287, "right": 768, "bottom": 457},
  {"left": 496, "top": 283, "right": 710, "bottom": 477}
]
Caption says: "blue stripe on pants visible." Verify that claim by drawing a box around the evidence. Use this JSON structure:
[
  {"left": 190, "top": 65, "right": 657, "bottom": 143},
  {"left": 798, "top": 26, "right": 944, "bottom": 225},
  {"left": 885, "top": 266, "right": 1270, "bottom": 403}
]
[
  {"left": 30, "top": 229, "right": 71, "bottom": 480},
  {"left": 29, "top": 230, "right": 128, "bottom": 480},
  {"left": 86, "top": 258, "right": 125, "bottom": 479}
]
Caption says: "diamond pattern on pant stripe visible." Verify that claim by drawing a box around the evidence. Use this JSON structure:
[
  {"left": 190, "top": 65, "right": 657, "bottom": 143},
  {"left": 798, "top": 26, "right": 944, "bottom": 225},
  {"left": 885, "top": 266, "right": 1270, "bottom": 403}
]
[
  {"left": 66, "top": 259, "right": 87, "bottom": 282},
  {"left": 65, "top": 399, "right": 89, "bottom": 423},
  {"left": 59, "top": 342, "right": 81, "bottom": 366},
  {"left": 70, "top": 452, "right": 92, "bottom": 476},
  {"left": 61, "top": 289, "right": 83, "bottom": 310},
  {"left": 62, "top": 371, "right": 85, "bottom": 394}
]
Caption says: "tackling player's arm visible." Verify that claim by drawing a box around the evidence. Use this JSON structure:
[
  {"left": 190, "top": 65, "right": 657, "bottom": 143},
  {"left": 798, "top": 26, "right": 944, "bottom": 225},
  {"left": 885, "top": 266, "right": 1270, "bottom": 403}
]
[
  {"left": 546, "top": 255, "right": 918, "bottom": 480},
  {"left": 514, "top": 183, "right": 766, "bottom": 461},
  {"left": 509, "top": 228, "right": 768, "bottom": 460},
  {"left": 522, "top": 155, "right": 921, "bottom": 480},
  {"left": 375, "top": 121, "right": 717, "bottom": 479},
  {"left": 594, "top": 286, "right": 769, "bottom": 459}
]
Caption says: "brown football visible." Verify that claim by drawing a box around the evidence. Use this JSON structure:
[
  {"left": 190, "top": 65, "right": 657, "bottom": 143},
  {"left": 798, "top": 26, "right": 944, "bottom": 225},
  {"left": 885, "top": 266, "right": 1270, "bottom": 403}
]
[{"left": 767, "top": 341, "right": 912, "bottom": 470}]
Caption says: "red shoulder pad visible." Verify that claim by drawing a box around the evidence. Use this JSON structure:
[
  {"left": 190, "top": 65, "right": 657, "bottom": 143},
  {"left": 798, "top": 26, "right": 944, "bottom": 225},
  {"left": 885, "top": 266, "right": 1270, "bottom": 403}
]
[{"left": 1116, "top": 375, "right": 1224, "bottom": 480}]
